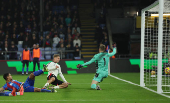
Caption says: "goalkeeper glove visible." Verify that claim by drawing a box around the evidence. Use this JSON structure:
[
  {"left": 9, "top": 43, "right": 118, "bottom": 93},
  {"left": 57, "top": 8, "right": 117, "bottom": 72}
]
[{"left": 77, "top": 64, "right": 83, "bottom": 69}]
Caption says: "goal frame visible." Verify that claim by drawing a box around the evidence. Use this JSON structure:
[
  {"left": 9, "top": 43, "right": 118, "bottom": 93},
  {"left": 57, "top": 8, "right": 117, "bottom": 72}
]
[{"left": 140, "top": 0, "right": 164, "bottom": 93}]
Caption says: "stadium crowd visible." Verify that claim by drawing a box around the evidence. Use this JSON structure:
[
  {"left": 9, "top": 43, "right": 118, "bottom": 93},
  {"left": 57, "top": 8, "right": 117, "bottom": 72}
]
[{"left": 0, "top": 0, "right": 81, "bottom": 60}]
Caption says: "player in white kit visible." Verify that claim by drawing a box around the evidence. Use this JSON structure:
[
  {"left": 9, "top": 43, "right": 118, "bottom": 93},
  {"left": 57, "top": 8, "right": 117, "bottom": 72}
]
[{"left": 43, "top": 54, "right": 71, "bottom": 89}]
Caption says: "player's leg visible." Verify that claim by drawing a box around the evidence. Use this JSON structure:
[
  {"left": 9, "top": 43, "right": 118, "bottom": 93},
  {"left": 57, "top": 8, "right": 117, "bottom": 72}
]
[
  {"left": 0, "top": 92, "right": 22, "bottom": 96},
  {"left": 37, "top": 59, "right": 40, "bottom": 70},
  {"left": 29, "top": 70, "right": 44, "bottom": 80},
  {"left": 49, "top": 79, "right": 68, "bottom": 89},
  {"left": 33, "top": 59, "right": 36, "bottom": 72},
  {"left": 22, "top": 61, "right": 26, "bottom": 75},
  {"left": 56, "top": 82, "right": 68, "bottom": 89},
  {"left": 91, "top": 73, "right": 103, "bottom": 90},
  {"left": 26, "top": 60, "right": 29, "bottom": 75},
  {"left": 24, "top": 86, "right": 53, "bottom": 92},
  {"left": 43, "top": 77, "right": 55, "bottom": 88}
]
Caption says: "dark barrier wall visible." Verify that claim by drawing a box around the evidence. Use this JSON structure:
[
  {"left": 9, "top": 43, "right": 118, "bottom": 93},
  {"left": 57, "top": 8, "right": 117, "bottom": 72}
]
[{"left": 0, "top": 59, "right": 140, "bottom": 75}]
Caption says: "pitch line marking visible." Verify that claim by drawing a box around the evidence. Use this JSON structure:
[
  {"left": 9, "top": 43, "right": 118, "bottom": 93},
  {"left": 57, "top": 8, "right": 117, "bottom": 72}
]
[
  {"left": 0, "top": 99, "right": 169, "bottom": 102},
  {"left": 109, "top": 74, "right": 170, "bottom": 99}
]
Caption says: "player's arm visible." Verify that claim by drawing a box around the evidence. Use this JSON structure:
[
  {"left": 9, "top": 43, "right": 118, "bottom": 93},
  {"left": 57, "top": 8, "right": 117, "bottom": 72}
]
[
  {"left": 107, "top": 48, "right": 116, "bottom": 57},
  {"left": 0, "top": 87, "right": 4, "bottom": 92},
  {"left": 58, "top": 67, "right": 71, "bottom": 85},
  {"left": 77, "top": 55, "right": 98, "bottom": 68}
]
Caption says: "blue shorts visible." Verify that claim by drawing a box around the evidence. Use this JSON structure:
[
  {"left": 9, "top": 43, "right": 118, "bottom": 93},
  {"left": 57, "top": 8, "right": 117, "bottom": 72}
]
[{"left": 23, "top": 77, "right": 35, "bottom": 92}]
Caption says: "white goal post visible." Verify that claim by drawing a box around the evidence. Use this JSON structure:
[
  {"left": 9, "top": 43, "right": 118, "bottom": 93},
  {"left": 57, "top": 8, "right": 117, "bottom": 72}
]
[{"left": 140, "top": 0, "right": 170, "bottom": 93}]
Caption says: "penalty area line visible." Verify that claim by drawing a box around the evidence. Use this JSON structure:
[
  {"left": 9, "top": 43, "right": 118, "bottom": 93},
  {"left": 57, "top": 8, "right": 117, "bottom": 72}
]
[{"left": 108, "top": 74, "right": 170, "bottom": 99}]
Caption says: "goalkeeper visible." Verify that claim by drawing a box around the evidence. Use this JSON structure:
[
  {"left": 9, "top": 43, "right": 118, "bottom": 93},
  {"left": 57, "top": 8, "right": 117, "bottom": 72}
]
[{"left": 77, "top": 44, "right": 116, "bottom": 90}]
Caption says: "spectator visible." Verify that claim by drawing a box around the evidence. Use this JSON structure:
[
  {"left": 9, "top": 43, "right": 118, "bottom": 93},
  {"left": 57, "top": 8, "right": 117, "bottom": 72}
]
[
  {"left": 30, "top": 36, "right": 38, "bottom": 47},
  {"left": 53, "top": 34, "right": 60, "bottom": 45},
  {"left": 102, "top": 36, "right": 109, "bottom": 47},
  {"left": 66, "top": 37, "right": 73, "bottom": 47},
  {"left": 74, "top": 43, "right": 80, "bottom": 57},
  {"left": 2, "top": 43, "right": 9, "bottom": 54},
  {"left": 22, "top": 37, "right": 30, "bottom": 48},
  {"left": 65, "top": 14, "right": 71, "bottom": 26},
  {"left": 25, "top": 25, "right": 32, "bottom": 33},
  {"left": 72, "top": 18, "right": 81, "bottom": 27},
  {"left": 73, "top": 36, "right": 81, "bottom": 47},
  {"left": 0, "top": 30, "right": 5, "bottom": 41},
  {"left": 59, "top": 32, "right": 65, "bottom": 40},
  {"left": 76, "top": 32, "right": 82, "bottom": 40},
  {"left": 49, "top": 28, "right": 55, "bottom": 38},
  {"left": 39, "top": 36, "right": 44, "bottom": 47},
  {"left": 43, "top": 35, "right": 52, "bottom": 48},
  {"left": 9, "top": 44, "right": 17, "bottom": 60},
  {"left": 18, "top": 32, "right": 25, "bottom": 41},
  {"left": 58, "top": 43, "right": 65, "bottom": 59},
  {"left": 72, "top": 29, "right": 77, "bottom": 39},
  {"left": 72, "top": 23, "right": 81, "bottom": 34},
  {"left": 58, "top": 17, "right": 65, "bottom": 26},
  {"left": 4, "top": 34, "right": 11, "bottom": 44},
  {"left": 19, "top": 24, "right": 25, "bottom": 34},
  {"left": 66, "top": 43, "right": 73, "bottom": 59},
  {"left": 57, "top": 38, "right": 65, "bottom": 47},
  {"left": 57, "top": 24, "right": 66, "bottom": 34},
  {"left": 43, "top": 22, "right": 51, "bottom": 37},
  {"left": 11, "top": 34, "right": 18, "bottom": 45}
]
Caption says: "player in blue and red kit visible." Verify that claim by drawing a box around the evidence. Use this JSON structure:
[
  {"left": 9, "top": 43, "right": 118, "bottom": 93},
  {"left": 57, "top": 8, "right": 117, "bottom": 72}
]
[{"left": 0, "top": 69, "right": 55, "bottom": 96}]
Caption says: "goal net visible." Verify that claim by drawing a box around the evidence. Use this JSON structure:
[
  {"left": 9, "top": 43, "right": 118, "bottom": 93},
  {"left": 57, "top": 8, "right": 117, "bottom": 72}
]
[{"left": 140, "top": 0, "right": 170, "bottom": 93}]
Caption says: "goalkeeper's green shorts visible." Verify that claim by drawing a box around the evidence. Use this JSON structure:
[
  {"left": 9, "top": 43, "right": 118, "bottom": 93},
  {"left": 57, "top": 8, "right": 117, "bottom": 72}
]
[{"left": 93, "top": 71, "right": 108, "bottom": 82}]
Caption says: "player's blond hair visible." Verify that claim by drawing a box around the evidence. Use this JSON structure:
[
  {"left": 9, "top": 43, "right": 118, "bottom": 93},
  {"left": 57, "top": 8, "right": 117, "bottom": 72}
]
[
  {"left": 99, "top": 44, "right": 106, "bottom": 52},
  {"left": 53, "top": 54, "right": 60, "bottom": 58}
]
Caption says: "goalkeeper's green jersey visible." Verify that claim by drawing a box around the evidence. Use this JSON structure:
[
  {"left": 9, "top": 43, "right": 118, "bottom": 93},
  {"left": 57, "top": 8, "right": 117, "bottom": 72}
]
[{"left": 82, "top": 48, "right": 116, "bottom": 73}]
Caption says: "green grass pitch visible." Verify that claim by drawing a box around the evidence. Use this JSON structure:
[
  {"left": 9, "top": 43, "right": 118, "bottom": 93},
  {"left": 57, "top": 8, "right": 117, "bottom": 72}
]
[{"left": 0, "top": 73, "right": 170, "bottom": 103}]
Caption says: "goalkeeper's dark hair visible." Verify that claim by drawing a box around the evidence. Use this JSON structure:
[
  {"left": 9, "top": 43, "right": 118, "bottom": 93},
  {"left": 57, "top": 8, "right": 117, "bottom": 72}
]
[
  {"left": 3, "top": 73, "right": 9, "bottom": 80},
  {"left": 99, "top": 44, "right": 106, "bottom": 52}
]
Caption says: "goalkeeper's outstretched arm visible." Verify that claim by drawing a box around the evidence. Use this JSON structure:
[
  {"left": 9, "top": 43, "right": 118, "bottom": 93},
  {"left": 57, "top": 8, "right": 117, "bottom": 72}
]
[
  {"left": 107, "top": 48, "right": 116, "bottom": 57},
  {"left": 82, "top": 55, "right": 98, "bottom": 67}
]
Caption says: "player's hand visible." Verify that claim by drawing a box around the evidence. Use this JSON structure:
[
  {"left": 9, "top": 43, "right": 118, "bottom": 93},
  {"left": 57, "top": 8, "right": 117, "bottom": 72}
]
[
  {"left": 67, "top": 82, "right": 71, "bottom": 85},
  {"left": 77, "top": 64, "right": 83, "bottom": 69},
  {"left": 113, "top": 43, "right": 116, "bottom": 48},
  {"left": 56, "top": 65, "right": 59, "bottom": 68}
]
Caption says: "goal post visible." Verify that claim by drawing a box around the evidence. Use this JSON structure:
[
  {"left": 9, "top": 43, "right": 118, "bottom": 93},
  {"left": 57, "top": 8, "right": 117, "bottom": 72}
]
[
  {"left": 140, "top": 0, "right": 170, "bottom": 93},
  {"left": 157, "top": 0, "right": 164, "bottom": 94}
]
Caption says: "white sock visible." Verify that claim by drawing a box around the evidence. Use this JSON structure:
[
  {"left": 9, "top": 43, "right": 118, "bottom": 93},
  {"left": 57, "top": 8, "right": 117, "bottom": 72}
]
[
  {"left": 16, "top": 92, "right": 20, "bottom": 95},
  {"left": 54, "top": 86, "right": 59, "bottom": 89},
  {"left": 43, "top": 83, "right": 49, "bottom": 88}
]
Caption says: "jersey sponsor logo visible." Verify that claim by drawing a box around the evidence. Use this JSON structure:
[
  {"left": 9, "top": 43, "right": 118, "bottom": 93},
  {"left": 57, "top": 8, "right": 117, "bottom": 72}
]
[{"left": 10, "top": 83, "right": 13, "bottom": 86}]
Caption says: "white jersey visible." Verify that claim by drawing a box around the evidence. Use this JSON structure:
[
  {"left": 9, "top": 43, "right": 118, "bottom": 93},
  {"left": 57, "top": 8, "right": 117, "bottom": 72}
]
[{"left": 46, "top": 61, "right": 67, "bottom": 82}]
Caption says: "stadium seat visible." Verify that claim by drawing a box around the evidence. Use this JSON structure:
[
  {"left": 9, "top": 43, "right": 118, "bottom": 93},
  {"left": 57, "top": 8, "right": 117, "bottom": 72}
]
[
  {"left": 27, "top": 48, "right": 30, "bottom": 50},
  {"left": 39, "top": 47, "right": 44, "bottom": 51},
  {"left": 45, "top": 47, "right": 52, "bottom": 51},
  {"left": 45, "top": 55, "right": 51, "bottom": 59},
  {"left": 52, "top": 51, "right": 58, "bottom": 55},
  {"left": 18, "top": 48, "right": 23, "bottom": 52},
  {"left": 53, "top": 43, "right": 57, "bottom": 48},
  {"left": 17, "top": 44, "right": 22, "bottom": 48},
  {"left": 40, "top": 56, "right": 45, "bottom": 60},
  {"left": 52, "top": 48, "right": 57, "bottom": 51},
  {"left": 18, "top": 41, "right": 23, "bottom": 45}
]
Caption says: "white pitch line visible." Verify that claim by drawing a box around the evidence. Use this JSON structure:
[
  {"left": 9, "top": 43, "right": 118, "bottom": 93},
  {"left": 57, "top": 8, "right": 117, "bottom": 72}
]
[
  {"left": 109, "top": 74, "right": 170, "bottom": 99},
  {"left": 0, "top": 99, "right": 169, "bottom": 102}
]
